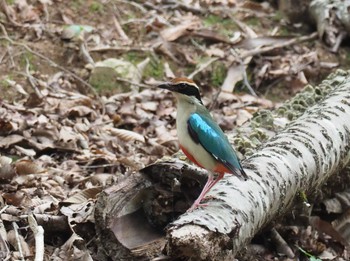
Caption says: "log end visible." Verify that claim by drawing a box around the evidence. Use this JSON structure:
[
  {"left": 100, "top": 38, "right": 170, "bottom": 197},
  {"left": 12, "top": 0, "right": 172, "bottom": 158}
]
[{"left": 167, "top": 224, "right": 233, "bottom": 260}]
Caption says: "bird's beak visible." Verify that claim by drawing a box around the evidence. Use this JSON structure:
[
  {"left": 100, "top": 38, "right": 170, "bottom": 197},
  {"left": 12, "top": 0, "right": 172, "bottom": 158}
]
[{"left": 158, "top": 82, "right": 175, "bottom": 92}]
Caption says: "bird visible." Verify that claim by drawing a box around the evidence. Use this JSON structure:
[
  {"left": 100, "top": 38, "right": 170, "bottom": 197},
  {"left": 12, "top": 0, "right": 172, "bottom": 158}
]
[{"left": 158, "top": 77, "right": 247, "bottom": 211}]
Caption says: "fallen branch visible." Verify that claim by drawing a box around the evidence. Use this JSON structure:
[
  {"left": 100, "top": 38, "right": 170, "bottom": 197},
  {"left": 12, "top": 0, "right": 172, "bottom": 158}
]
[
  {"left": 28, "top": 215, "right": 44, "bottom": 261},
  {"left": 95, "top": 70, "right": 350, "bottom": 260},
  {"left": 12, "top": 222, "right": 25, "bottom": 261},
  {"left": 240, "top": 32, "right": 318, "bottom": 59},
  {"left": 166, "top": 70, "right": 350, "bottom": 259}
]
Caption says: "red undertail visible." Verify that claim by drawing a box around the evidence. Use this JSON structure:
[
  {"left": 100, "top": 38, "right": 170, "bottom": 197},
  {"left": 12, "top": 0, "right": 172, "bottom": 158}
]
[{"left": 180, "top": 145, "right": 233, "bottom": 174}]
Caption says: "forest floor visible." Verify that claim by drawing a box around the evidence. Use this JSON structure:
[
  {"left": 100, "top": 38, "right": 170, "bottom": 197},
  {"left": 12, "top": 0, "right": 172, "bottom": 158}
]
[{"left": 0, "top": 0, "right": 349, "bottom": 260}]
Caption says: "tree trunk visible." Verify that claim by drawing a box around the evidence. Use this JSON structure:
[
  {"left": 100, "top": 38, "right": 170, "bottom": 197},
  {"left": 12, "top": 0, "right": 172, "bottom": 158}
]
[{"left": 95, "top": 70, "right": 350, "bottom": 260}]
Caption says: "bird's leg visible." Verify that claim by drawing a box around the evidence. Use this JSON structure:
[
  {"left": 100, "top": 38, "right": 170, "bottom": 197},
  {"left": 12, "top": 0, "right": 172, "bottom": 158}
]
[
  {"left": 197, "top": 172, "right": 225, "bottom": 202},
  {"left": 187, "top": 174, "right": 214, "bottom": 212},
  {"left": 187, "top": 172, "right": 224, "bottom": 212},
  {"left": 206, "top": 172, "right": 224, "bottom": 192}
]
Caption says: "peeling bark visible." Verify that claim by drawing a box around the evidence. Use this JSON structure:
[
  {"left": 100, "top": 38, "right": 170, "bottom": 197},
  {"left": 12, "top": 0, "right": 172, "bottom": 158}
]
[
  {"left": 167, "top": 70, "right": 350, "bottom": 260},
  {"left": 95, "top": 70, "right": 350, "bottom": 260}
]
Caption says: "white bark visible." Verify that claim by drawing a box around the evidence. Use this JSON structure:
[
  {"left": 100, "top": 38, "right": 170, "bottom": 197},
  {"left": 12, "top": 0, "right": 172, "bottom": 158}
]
[{"left": 166, "top": 70, "right": 350, "bottom": 260}]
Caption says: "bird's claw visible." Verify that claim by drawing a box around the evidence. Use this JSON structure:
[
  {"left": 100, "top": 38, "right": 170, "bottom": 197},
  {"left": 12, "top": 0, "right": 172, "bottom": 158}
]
[
  {"left": 187, "top": 202, "right": 208, "bottom": 212},
  {"left": 187, "top": 194, "right": 221, "bottom": 212},
  {"left": 187, "top": 198, "right": 210, "bottom": 212}
]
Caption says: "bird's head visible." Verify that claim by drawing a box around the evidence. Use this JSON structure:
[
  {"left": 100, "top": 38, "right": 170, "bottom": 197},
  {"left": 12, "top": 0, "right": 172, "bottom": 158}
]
[{"left": 158, "top": 78, "right": 203, "bottom": 104}]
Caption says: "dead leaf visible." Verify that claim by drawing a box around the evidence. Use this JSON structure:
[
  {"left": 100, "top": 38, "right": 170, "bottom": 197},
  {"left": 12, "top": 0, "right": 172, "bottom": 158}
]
[
  {"left": 140, "top": 101, "right": 158, "bottom": 112},
  {"left": 61, "top": 200, "right": 95, "bottom": 224},
  {"left": 107, "top": 127, "right": 145, "bottom": 143},
  {"left": 7, "top": 228, "right": 31, "bottom": 257},
  {"left": 0, "top": 156, "right": 15, "bottom": 180},
  {"left": 53, "top": 233, "right": 93, "bottom": 261},
  {"left": 14, "top": 145, "right": 36, "bottom": 156},
  {"left": 0, "top": 135, "right": 24, "bottom": 148},
  {"left": 160, "top": 18, "right": 200, "bottom": 41},
  {"left": 236, "top": 36, "right": 293, "bottom": 50},
  {"left": 62, "top": 187, "right": 102, "bottom": 205},
  {"left": 236, "top": 110, "right": 253, "bottom": 126},
  {"left": 221, "top": 63, "right": 246, "bottom": 93},
  {"left": 90, "top": 174, "right": 116, "bottom": 186},
  {"left": 67, "top": 105, "right": 95, "bottom": 118},
  {"left": 3, "top": 191, "right": 26, "bottom": 207},
  {"left": 15, "top": 0, "right": 40, "bottom": 23},
  {"left": 310, "top": 216, "right": 349, "bottom": 246},
  {"left": 15, "top": 160, "right": 46, "bottom": 175}
]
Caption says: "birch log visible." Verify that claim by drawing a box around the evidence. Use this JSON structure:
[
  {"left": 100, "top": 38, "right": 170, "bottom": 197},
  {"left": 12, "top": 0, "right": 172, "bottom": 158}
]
[{"left": 166, "top": 70, "right": 350, "bottom": 260}]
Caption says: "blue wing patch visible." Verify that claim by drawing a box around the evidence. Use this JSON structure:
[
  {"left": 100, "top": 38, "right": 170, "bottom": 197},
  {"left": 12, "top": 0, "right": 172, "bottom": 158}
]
[{"left": 187, "top": 113, "right": 247, "bottom": 178}]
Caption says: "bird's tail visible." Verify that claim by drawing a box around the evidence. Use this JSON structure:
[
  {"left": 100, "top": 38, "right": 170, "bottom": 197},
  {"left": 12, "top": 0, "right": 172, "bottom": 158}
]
[
  {"left": 226, "top": 161, "right": 248, "bottom": 180},
  {"left": 239, "top": 167, "right": 248, "bottom": 181}
]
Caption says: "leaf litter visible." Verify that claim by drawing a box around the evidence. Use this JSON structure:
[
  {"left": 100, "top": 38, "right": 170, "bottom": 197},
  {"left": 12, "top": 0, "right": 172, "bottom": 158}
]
[
  {"left": 0, "top": 0, "right": 349, "bottom": 259},
  {"left": 0, "top": 69, "right": 273, "bottom": 260}
]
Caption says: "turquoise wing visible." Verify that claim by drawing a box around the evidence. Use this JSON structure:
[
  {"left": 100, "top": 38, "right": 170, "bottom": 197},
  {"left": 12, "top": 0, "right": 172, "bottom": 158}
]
[{"left": 187, "top": 113, "right": 247, "bottom": 178}]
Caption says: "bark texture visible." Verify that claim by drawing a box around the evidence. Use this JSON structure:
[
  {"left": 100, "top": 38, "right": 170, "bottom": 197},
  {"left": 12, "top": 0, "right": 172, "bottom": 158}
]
[
  {"left": 95, "top": 70, "right": 350, "bottom": 260},
  {"left": 167, "top": 70, "right": 350, "bottom": 260}
]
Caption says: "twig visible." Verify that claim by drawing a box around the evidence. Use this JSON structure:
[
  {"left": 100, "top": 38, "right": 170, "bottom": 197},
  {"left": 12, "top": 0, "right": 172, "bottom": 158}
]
[
  {"left": 0, "top": 218, "right": 10, "bottom": 258},
  {"left": 230, "top": 49, "right": 257, "bottom": 96},
  {"left": 122, "top": 18, "right": 148, "bottom": 25},
  {"left": 82, "top": 163, "right": 121, "bottom": 169},
  {"left": 24, "top": 58, "right": 44, "bottom": 99},
  {"left": 0, "top": 0, "right": 22, "bottom": 26},
  {"left": 0, "top": 23, "right": 105, "bottom": 114},
  {"left": 188, "top": 57, "right": 219, "bottom": 79},
  {"left": 0, "top": 205, "right": 9, "bottom": 214},
  {"left": 115, "top": 0, "right": 147, "bottom": 13},
  {"left": 142, "top": 2, "right": 164, "bottom": 13},
  {"left": 0, "top": 36, "right": 98, "bottom": 94},
  {"left": 270, "top": 228, "right": 295, "bottom": 258},
  {"left": 113, "top": 16, "right": 130, "bottom": 42},
  {"left": 208, "top": 88, "right": 222, "bottom": 111},
  {"left": 161, "top": 0, "right": 205, "bottom": 15},
  {"left": 7, "top": 45, "right": 15, "bottom": 68},
  {"left": 240, "top": 32, "right": 318, "bottom": 59},
  {"left": 331, "top": 31, "right": 347, "bottom": 53},
  {"left": 112, "top": 5, "right": 130, "bottom": 43},
  {"left": 0, "top": 48, "right": 7, "bottom": 63},
  {"left": 115, "top": 77, "right": 152, "bottom": 88},
  {"left": 190, "top": 38, "right": 206, "bottom": 52},
  {"left": 41, "top": 0, "right": 50, "bottom": 23},
  {"left": 89, "top": 46, "right": 152, "bottom": 52},
  {"left": 12, "top": 222, "right": 25, "bottom": 261},
  {"left": 79, "top": 42, "right": 95, "bottom": 65},
  {"left": 0, "top": 24, "right": 15, "bottom": 67},
  {"left": 28, "top": 214, "right": 44, "bottom": 261}
]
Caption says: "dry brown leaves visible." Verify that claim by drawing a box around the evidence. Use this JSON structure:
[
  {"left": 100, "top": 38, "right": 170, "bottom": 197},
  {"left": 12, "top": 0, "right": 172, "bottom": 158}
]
[
  {"left": 0, "top": 67, "right": 274, "bottom": 259},
  {"left": 0, "top": 0, "right": 348, "bottom": 259}
]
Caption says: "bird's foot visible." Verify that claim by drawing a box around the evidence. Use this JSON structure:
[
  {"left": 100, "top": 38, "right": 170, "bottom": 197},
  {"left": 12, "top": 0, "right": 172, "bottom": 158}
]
[
  {"left": 204, "top": 195, "right": 215, "bottom": 200},
  {"left": 187, "top": 200, "right": 208, "bottom": 212}
]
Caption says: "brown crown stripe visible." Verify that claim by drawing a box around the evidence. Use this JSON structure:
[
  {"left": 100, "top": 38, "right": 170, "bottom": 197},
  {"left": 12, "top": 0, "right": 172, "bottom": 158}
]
[{"left": 172, "top": 82, "right": 203, "bottom": 104}]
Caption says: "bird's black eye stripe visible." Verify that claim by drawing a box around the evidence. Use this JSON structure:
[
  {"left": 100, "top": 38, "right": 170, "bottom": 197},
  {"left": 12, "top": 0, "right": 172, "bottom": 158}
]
[{"left": 175, "top": 83, "right": 203, "bottom": 104}]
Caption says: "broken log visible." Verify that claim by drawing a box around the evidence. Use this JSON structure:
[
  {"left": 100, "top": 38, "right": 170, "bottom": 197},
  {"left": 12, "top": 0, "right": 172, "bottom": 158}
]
[
  {"left": 95, "top": 70, "right": 350, "bottom": 260},
  {"left": 167, "top": 70, "right": 350, "bottom": 259}
]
